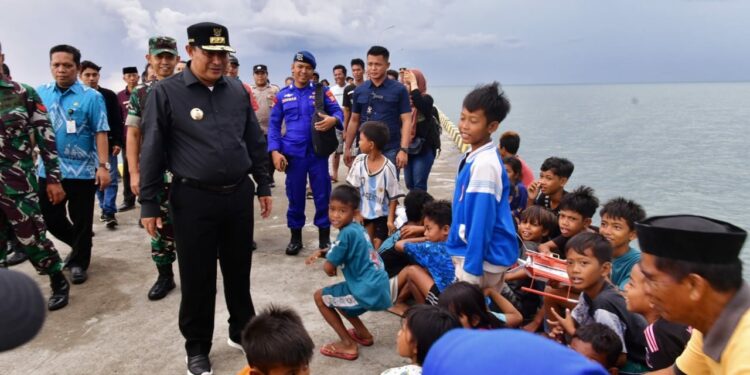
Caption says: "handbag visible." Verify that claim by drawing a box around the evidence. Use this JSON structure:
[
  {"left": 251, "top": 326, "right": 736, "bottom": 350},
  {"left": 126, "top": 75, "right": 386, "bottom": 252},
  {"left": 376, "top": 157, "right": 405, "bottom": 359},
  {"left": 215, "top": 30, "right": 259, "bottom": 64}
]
[
  {"left": 310, "top": 83, "right": 340, "bottom": 157},
  {"left": 407, "top": 137, "right": 425, "bottom": 155}
]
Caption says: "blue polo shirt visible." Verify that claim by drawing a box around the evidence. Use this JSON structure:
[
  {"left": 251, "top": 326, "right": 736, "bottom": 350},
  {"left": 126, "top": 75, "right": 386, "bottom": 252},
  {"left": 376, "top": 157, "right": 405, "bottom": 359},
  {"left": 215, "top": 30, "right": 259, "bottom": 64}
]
[
  {"left": 37, "top": 81, "right": 109, "bottom": 180},
  {"left": 351, "top": 79, "right": 411, "bottom": 151}
]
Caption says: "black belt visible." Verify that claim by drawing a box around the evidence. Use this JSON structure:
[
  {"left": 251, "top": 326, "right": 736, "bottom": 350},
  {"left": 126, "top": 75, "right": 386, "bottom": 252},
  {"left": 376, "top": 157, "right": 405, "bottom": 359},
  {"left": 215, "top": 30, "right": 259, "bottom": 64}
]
[{"left": 176, "top": 176, "right": 245, "bottom": 193}]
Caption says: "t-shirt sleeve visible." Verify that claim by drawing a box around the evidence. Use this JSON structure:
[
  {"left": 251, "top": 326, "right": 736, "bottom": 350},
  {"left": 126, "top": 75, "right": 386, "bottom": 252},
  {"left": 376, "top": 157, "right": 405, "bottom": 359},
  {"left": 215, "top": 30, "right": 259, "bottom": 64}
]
[
  {"left": 351, "top": 87, "right": 362, "bottom": 114},
  {"left": 398, "top": 85, "right": 411, "bottom": 114},
  {"left": 342, "top": 85, "right": 353, "bottom": 109},
  {"left": 385, "top": 161, "right": 405, "bottom": 201},
  {"left": 125, "top": 88, "right": 142, "bottom": 128},
  {"left": 404, "top": 242, "right": 429, "bottom": 265},
  {"left": 326, "top": 227, "right": 351, "bottom": 267},
  {"left": 346, "top": 156, "right": 363, "bottom": 186},
  {"left": 593, "top": 308, "right": 628, "bottom": 354}
]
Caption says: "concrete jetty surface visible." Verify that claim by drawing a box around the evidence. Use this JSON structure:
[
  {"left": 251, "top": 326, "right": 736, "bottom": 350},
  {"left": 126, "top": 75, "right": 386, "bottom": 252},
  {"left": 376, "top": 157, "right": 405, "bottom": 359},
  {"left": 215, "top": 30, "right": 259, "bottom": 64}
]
[{"left": 0, "top": 119, "right": 464, "bottom": 375}]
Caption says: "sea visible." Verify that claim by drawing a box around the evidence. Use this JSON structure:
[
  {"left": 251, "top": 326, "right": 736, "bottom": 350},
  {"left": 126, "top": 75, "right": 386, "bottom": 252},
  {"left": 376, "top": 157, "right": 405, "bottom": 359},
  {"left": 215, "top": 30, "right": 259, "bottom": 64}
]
[{"left": 430, "top": 82, "right": 750, "bottom": 281}]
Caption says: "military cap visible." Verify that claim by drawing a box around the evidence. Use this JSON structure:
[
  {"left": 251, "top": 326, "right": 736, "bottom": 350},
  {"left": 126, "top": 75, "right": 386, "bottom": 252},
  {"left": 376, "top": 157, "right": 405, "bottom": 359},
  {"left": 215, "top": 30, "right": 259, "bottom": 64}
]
[
  {"left": 293, "top": 50, "right": 316, "bottom": 69},
  {"left": 149, "top": 36, "right": 178, "bottom": 56},
  {"left": 253, "top": 64, "right": 267, "bottom": 73},
  {"left": 187, "top": 22, "right": 235, "bottom": 52},
  {"left": 228, "top": 54, "right": 239, "bottom": 66},
  {"left": 0, "top": 269, "right": 46, "bottom": 352},
  {"left": 636, "top": 215, "right": 747, "bottom": 264},
  {"left": 122, "top": 66, "right": 138, "bottom": 74}
]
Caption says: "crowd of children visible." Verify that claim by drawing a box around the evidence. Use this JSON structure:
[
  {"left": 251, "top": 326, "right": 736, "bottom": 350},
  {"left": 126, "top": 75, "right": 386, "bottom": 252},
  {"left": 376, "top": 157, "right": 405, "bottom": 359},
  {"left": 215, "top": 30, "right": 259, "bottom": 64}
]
[{"left": 233, "top": 81, "right": 704, "bottom": 375}]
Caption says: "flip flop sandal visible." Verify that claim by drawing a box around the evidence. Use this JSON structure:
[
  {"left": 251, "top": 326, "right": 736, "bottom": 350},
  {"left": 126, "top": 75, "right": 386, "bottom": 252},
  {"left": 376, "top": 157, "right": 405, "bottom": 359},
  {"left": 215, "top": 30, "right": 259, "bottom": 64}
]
[
  {"left": 320, "top": 343, "right": 358, "bottom": 361},
  {"left": 347, "top": 328, "right": 374, "bottom": 346}
]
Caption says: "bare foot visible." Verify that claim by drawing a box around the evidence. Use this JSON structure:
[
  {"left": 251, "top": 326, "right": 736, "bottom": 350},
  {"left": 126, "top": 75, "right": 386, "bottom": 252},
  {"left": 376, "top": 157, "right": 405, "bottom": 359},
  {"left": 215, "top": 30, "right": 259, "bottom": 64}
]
[{"left": 387, "top": 303, "right": 409, "bottom": 317}]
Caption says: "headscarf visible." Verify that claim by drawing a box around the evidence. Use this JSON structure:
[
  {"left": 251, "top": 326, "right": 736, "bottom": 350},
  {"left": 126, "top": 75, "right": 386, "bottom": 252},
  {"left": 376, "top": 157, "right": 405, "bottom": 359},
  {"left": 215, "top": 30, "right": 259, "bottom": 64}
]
[{"left": 409, "top": 68, "right": 428, "bottom": 140}]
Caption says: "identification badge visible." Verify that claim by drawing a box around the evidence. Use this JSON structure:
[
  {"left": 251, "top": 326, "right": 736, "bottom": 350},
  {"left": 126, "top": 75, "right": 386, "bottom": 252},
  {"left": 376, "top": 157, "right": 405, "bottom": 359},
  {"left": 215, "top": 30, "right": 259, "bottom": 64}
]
[{"left": 66, "top": 120, "right": 77, "bottom": 134}]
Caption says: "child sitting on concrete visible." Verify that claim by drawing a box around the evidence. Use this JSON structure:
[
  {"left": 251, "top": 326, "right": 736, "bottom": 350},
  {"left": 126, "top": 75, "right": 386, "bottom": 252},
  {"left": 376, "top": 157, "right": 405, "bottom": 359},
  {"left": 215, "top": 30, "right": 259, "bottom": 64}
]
[
  {"left": 570, "top": 322, "right": 623, "bottom": 374},
  {"left": 438, "top": 281, "right": 523, "bottom": 329}
]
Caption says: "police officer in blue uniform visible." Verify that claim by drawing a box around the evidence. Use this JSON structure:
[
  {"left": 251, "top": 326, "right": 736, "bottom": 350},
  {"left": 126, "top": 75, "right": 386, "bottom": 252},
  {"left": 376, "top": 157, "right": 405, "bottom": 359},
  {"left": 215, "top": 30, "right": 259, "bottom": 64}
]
[{"left": 268, "top": 51, "right": 343, "bottom": 255}]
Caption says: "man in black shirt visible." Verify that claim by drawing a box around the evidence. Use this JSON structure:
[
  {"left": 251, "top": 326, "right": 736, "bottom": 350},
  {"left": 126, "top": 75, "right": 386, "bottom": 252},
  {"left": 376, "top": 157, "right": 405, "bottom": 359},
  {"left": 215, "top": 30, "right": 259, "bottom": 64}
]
[{"left": 138, "top": 22, "right": 272, "bottom": 375}]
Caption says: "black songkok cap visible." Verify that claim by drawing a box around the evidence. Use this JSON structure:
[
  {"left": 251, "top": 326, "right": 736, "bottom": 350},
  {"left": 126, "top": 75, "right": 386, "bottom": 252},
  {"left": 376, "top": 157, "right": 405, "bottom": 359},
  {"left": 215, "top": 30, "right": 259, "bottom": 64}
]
[
  {"left": 187, "top": 22, "right": 235, "bottom": 52},
  {"left": 636, "top": 215, "right": 747, "bottom": 264},
  {"left": 123, "top": 66, "right": 138, "bottom": 74}
]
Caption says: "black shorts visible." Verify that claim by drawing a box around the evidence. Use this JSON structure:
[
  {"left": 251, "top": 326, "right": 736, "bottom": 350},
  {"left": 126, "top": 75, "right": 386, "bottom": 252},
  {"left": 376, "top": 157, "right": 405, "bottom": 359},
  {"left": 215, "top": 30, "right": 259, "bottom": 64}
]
[
  {"left": 363, "top": 216, "right": 389, "bottom": 242},
  {"left": 426, "top": 284, "right": 441, "bottom": 305}
]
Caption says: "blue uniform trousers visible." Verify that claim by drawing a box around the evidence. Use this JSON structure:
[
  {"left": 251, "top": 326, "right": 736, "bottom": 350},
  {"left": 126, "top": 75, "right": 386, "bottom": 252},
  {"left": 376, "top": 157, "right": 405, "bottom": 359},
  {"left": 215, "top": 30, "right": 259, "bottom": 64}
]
[{"left": 285, "top": 154, "right": 331, "bottom": 229}]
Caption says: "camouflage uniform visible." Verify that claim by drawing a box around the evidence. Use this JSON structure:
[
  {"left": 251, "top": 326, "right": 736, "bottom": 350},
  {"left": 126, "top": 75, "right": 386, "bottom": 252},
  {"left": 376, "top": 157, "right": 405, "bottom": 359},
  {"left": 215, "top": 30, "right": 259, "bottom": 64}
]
[
  {"left": 127, "top": 81, "right": 175, "bottom": 266},
  {"left": 0, "top": 79, "right": 64, "bottom": 274}
]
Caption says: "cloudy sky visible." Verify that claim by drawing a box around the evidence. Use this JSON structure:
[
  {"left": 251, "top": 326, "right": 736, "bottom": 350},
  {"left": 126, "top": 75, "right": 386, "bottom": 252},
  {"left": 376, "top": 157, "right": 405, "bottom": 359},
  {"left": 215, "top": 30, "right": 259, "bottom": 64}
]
[{"left": 2, "top": 0, "right": 749, "bottom": 90}]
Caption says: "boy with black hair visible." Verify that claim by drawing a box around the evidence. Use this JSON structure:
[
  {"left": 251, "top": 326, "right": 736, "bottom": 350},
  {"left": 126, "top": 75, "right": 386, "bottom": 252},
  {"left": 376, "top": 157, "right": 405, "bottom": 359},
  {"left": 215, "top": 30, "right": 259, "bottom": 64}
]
[
  {"left": 347, "top": 121, "right": 404, "bottom": 249},
  {"left": 526, "top": 157, "right": 574, "bottom": 226},
  {"left": 498, "top": 131, "right": 534, "bottom": 187},
  {"left": 393, "top": 200, "right": 455, "bottom": 308},
  {"left": 537, "top": 185, "right": 599, "bottom": 257},
  {"left": 309, "top": 185, "right": 391, "bottom": 361},
  {"left": 377, "top": 189, "right": 435, "bottom": 278},
  {"left": 548, "top": 232, "right": 648, "bottom": 374},
  {"left": 571, "top": 322, "right": 623, "bottom": 374},
  {"left": 237, "top": 305, "right": 314, "bottom": 375},
  {"left": 599, "top": 197, "right": 646, "bottom": 290},
  {"left": 446, "top": 82, "right": 516, "bottom": 293}
]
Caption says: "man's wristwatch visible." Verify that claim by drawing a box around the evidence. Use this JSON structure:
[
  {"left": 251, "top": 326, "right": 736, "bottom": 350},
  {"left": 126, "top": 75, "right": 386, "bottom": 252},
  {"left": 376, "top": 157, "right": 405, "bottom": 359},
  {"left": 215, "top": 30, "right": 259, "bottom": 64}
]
[
  {"left": 99, "top": 162, "right": 111, "bottom": 170},
  {"left": 399, "top": 147, "right": 409, "bottom": 154}
]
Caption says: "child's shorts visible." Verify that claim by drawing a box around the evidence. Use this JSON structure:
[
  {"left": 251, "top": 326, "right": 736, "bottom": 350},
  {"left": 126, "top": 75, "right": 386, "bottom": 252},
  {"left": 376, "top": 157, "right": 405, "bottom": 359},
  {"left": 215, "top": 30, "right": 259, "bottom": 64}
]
[
  {"left": 322, "top": 282, "right": 367, "bottom": 317},
  {"left": 363, "top": 216, "right": 389, "bottom": 242}
]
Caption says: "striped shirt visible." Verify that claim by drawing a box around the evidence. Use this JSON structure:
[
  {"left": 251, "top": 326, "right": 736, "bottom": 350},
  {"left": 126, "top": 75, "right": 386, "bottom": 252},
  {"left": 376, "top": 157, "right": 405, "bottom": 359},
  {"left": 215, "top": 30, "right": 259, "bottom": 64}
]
[{"left": 346, "top": 154, "right": 404, "bottom": 220}]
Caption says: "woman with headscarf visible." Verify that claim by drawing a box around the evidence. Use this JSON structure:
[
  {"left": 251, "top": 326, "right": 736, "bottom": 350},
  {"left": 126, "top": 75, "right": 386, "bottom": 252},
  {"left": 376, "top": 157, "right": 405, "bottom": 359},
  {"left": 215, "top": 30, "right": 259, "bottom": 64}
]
[{"left": 402, "top": 69, "right": 440, "bottom": 191}]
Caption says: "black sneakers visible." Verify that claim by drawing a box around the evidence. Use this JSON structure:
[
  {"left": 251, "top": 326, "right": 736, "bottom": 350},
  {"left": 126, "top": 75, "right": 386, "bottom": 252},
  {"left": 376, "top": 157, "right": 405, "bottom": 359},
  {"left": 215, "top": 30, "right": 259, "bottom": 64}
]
[{"left": 186, "top": 354, "right": 212, "bottom": 375}]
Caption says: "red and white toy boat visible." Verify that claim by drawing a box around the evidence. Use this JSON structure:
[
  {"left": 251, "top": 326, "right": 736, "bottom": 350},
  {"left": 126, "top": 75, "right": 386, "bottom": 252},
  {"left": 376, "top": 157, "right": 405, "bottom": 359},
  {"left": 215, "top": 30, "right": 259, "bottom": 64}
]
[{"left": 516, "top": 251, "right": 578, "bottom": 303}]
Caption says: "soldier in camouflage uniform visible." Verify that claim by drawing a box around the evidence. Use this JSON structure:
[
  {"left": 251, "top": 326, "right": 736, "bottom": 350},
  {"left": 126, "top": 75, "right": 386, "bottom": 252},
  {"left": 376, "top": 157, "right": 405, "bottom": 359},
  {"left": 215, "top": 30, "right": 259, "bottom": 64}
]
[
  {"left": 0, "top": 41, "right": 71, "bottom": 310},
  {"left": 125, "top": 36, "right": 180, "bottom": 300}
]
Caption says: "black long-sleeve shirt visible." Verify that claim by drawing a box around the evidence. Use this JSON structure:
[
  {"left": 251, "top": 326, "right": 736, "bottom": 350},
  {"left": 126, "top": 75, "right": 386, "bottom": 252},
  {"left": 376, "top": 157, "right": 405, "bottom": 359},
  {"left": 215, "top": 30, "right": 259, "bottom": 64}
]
[
  {"left": 139, "top": 63, "right": 271, "bottom": 218},
  {"left": 98, "top": 87, "right": 123, "bottom": 149},
  {"left": 410, "top": 89, "right": 437, "bottom": 151}
]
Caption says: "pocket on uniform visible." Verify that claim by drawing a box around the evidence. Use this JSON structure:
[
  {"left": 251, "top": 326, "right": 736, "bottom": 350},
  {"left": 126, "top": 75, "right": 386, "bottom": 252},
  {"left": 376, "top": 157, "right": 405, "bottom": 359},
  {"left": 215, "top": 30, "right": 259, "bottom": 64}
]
[{"left": 282, "top": 100, "right": 300, "bottom": 121}]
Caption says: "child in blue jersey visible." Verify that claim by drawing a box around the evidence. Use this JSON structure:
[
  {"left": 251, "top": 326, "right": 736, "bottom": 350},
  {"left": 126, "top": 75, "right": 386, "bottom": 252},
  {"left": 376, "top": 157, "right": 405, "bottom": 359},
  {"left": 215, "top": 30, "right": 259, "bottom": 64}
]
[
  {"left": 446, "top": 82, "right": 516, "bottom": 293},
  {"left": 310, "top": 185, "right": 391, "bottom": 361},
  {"left": 392, "top": 200, "right": 455, "bottom": 309},
  {"left": 599, "top": 197, "right": 646, "bottom": 290},
  {"left": 347, "top": 121, "right": 405, "bottom": 249}
]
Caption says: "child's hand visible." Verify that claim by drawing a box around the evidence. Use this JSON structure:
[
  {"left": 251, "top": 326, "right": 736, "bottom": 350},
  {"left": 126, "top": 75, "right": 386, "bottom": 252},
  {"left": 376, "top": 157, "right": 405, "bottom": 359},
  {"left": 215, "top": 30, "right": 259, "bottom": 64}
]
[
  {"left": 527, "top": 180, "right": 541, "bottom": 200},
  {"left": 548, "top": 308, "right": 576, "bottom": 337},
  {"left": 305, "top": 249, "right": 326, "bottom": 266},
  {"left": 387, "top": 220, "right": 396, "bottom": 235},
  {"left": 400, "top": 225, "right": 424, "bottom": 239}
]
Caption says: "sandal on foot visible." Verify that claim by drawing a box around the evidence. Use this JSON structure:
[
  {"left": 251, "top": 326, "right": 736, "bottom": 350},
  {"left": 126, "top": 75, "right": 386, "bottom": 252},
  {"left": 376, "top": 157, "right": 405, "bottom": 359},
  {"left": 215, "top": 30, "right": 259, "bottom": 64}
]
[
  {"left": 347, "top": 328, "right": 374, "bottom": 346},
  {"left": 320, "top": 343, "right": 358, "bottom": 361}
]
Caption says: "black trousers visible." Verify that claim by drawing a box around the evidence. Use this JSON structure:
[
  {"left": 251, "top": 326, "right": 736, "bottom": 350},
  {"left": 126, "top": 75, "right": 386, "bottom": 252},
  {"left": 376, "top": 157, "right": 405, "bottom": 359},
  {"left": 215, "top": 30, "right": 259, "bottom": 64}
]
[
  {"left": 121, "top": 147, "right": 135, "bottom": 205},
  {"left": 170, "top": 176, "right": 256, "bottom": 356},
  {"left": 38, "top": 178, "right": 96, "bottom": 269}
]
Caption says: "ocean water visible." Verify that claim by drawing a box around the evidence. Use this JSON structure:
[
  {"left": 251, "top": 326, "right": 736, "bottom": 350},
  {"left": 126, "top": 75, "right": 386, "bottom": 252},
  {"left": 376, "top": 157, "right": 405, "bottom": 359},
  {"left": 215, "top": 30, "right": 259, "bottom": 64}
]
[{"left": 430, "top": 82, "right": 750, "bottom": 280}]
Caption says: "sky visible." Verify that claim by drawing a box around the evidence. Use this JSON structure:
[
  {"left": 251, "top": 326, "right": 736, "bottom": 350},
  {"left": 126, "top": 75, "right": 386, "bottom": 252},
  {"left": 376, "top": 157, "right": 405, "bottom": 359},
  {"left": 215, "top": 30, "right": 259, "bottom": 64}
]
[{"left": 2, "top": 0, "right": 749, "bottom": 91}]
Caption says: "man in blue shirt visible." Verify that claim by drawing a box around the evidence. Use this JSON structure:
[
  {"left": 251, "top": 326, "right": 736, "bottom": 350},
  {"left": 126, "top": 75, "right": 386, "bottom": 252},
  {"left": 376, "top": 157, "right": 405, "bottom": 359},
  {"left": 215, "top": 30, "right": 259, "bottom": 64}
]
[
  {"left": 268, "top": 51, "right": 343, "bottom": 256},
  {"left": 343, "top": 46, "right": 412, "bottom": 176},
  {"left": 37, "top": 44, "right": 110, "bottom": 285}
]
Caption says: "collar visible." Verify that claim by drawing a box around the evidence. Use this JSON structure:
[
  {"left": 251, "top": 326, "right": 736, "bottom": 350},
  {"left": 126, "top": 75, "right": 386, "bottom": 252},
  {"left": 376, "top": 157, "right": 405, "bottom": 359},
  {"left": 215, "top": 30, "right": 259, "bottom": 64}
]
[
  {"left": 53, "top": 80, "right": 83, "bottom": 95},
  {"left": 703, "top": 282, "right": 750, "bottom": 361},
  {"left": 182, "top": 61, "right": 226, "bottom": 88},
  {"left": 365, "top": 78, "right": 392, "bottom": 89},
  {"left": 463, "top": 141, "right": 496, "bottom": 163}
]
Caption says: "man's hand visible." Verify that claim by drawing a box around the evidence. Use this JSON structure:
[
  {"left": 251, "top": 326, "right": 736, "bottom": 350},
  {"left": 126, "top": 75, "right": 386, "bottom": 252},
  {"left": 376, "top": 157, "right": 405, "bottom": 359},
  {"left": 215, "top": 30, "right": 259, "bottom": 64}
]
[
  {"left": 396, "top": 149, "right": 408, "bottom": 169},
  {"left": 141, "top": 217, "right": 162, "bottom": 238},
  {"left": 112, "top": 145, "right": 121, "bottom": 156},
  {"left": 46, "top": 183, "right": 66, "bottom": 205},
  {"left": 130, "top": 172, "right": 140, "bottom": 196},
  {"left": 258, "top": 196, "right": 272, "bottom": 219},
  {"left": 271, "top": 151, "right": 288, "bottom": 172},
  {"left": 96, "top": 167, "right": 111, "bottom": 190},
  {"left": 313, "top": 113, "right": 337, "bottom": 132},
  {"left": 343, "top": 148, "right": 353, "bottom": 167}
]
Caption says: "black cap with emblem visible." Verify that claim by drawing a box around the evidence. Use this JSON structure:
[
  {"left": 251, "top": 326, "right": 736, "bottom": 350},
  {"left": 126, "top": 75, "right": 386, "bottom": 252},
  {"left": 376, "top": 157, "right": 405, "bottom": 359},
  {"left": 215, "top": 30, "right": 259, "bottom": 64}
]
[{"left": 187, "top": 22, "right": 235, "bottom": 52}]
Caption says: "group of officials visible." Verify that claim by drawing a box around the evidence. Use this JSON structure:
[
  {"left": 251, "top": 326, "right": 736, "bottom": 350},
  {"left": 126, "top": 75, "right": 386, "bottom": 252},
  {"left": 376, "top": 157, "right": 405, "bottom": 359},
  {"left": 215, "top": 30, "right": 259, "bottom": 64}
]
[{"left": 2, "top": 21, "right": 749, "bottom": 375}]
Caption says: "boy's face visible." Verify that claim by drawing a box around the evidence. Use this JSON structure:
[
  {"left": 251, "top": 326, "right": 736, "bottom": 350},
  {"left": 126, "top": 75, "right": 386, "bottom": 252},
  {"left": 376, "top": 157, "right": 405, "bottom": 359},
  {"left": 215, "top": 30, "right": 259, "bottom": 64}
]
[
  {"left": 519, "top": 219, "right": 547, "bottom": 242},
  {"left": 423, "top": 216, "right": 450, "bottom": 243},
  {"left": 570, "top": 337, "right": 610, "bottom": 369},
  {"left": 624, "top": 264, "right": 651, "bottom": 315},
  {"left": 328, "top": 199, "right": 357, "bottom": 230},
  {"left": 458, "top": 107, "right": 498, "bottom": 148},
  {"left": 249, "top": 364, "right": 310, "bottom": 375},
  {"left": 599, "top": 215, "right": 636, "bottom": 253},
  {"left": 558, "top": 209, "right": 590, "bottom": 238},
  {"left": 566, "top": 247, "right": 610, "bottom": 292},
  {"left": 358, "top": 131, "right": 374, "bottom": 154},
  {"left": 539, "top": 170, "right": 567, "bottom": 195}
]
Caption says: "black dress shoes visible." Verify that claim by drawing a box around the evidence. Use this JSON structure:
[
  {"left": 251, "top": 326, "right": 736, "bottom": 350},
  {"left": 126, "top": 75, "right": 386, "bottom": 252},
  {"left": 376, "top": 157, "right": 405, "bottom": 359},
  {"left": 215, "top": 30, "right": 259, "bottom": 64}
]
[
  {"left": 148, "top": 265, "right": 176, "bottom": 300},
  {"left": 70, "top": 266, "right": 88, "bottom": 284},
  {"left": 6, "top": 251, "right": 29, "bottom": 266},
  {"left": 285, "top": 242, "right": 303, "bottom": 256},
  {"left": 48, "top": 272, "right": 70, "bottom": 311},
  {"left": 186, "top": 354, "right": 213, "bottom": 375}
]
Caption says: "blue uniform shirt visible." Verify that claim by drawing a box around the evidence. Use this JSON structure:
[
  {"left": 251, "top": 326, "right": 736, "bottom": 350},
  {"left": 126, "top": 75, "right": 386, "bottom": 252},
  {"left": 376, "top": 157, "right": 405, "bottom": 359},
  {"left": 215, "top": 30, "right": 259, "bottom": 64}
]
[
  {"left": 351, "top": 79, "right": 411, "bottom": 152},
  {"left": 267, "top": 82, "right": 343, "bottom": 157},
  {"left": 326, "top": 222, "right": 391, "bottom": 310},
  {"left": 37, "top": 80, "right": 109, "bottom": 180}
]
